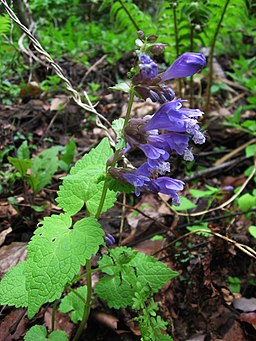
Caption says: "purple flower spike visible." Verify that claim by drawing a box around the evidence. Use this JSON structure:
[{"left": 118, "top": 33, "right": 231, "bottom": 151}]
[
  {"left": 139, "top": 54, "right": 158, "bottom": 79},
  {"left": 159, "top": 52, "right": 206, "bottom": 81}
]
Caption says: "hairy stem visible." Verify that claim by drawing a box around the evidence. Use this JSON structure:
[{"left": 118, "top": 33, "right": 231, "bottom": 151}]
[
  {"left": 118, "top": 0, "right": 140, "bottom": 31},
  {"left": 72, "top": 260, "right": 92, "bottom": 341},
  {"left": 123, "top": 90, "right": 135, "bottom": 129},
  {"left": 205, "top": 0, "right": 230, "bottom": 111}
]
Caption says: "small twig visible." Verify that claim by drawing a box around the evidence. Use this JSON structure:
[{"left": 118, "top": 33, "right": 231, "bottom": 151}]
[
  {"left": 214, "top": 138, "right": 256, "bottom": 166},
  {"left": 154, "top": 229, "right": 256, "bottom": 260},
  {"left": 160, "top": 159, "right": 256, "bottom": 217},
  {"left": 78, "top": 54, "right": 107, "bottom": 88},
  {"left": 184, "top": 157, "right": 245, "bottom": 181}
]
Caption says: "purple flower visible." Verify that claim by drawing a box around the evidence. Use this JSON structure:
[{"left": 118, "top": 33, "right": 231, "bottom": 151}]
[
  {"left": 117, "top": 165, "right": 184, "bottom": 205},
  {"left": 139, "top": 54, "right": 158, "bottom": 79},
  {"left": 159, "top": 52, "right": 206, "bottom": 81},
  {"left": 105, "top": 234, "right": 116, "bottom": 247},
  {"left": 143, "top": 99, "right": 205, "bottom": 144},
  {"left": 147, "top": 177, "right": 185, "bottom": 205}
]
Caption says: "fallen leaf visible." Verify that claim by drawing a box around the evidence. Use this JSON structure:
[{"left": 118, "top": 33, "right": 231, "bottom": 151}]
[
  {"left": 44, "top": 309, "right": 73, "bottom": 338},
  {"left": 233, "top": 297, "right": 256, "bottom": 312},
  {"left": 240, "top": 312, "right": 256, "bottom": 329},
  {"left": 0, "top": 242, "right": 27, "bottom": 276},
  {"left": 0, "top": 227, "right": 12, "bottom": 246}
]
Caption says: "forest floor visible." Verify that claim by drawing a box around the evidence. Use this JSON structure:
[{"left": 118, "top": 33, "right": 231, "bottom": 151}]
[{"left": 0, "top": 53, "right": 256, "bottom": 341}]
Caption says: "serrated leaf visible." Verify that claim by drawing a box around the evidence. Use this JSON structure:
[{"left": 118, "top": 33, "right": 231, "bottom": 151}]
[
  {"left": 0, "top": 261, "right": 28, "bottom": 308},
  {"left": 95, "top": 247, "right": 178, "bottom": 309},
  {"left": 56, "top": 138, "right": 116, "bottom": 215},
  {"left": 24, "top": 214, "right": 103, "bottom": 318},
  {"left": 70, "top": 138, "right": 112, "bottom": 175},
  {"left": 59, "top": 285, "right": 87, "bottom": 323},
  {"left": 24, "top": 325, "right": 68, "bottom": 341}
]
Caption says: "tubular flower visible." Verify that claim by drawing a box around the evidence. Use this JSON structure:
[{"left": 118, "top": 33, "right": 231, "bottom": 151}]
[
  {"left": 159, "top": 52, "right": 206, "bottom": 81},
  {"left": 133, "top": 52, "right": 206, "bottom": 103},
  {"left": 109, "top": 164, "right": 184, "bottom": 205},
  {"left": 124, "top": 98, "right": 205, "bottom": 169}
]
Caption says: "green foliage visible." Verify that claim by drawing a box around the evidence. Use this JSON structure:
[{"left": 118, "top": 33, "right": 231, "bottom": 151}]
[
  {"left": 227, "top": 276, "right": 241, "bottom": 294},
  {"left": 109, "top": 0, "right": 156, "bottom": 35},
  {"left": 237, "top": 193, "right": 256, "bottom": 211},
  {"left": 248, "top": 225, "right": 256, "bottom": 239},
  {"left": 59, "top": 286, "right": 87, "bottom": 323},
  {"left": 0, "top": 214, "right": 104, "bottom": 318},
  {"left": 95, "top": 246, "right": 178, "bottom": 309},
  {"left": 56, "top": 138, "right": 116, "bottom": 215},
  {"left": 58, "top": 138, "right": 76, "bottom": 172},
  {"left": 0, "top": 13, "right": 11, "bottom": 35},
  {"left": 132, "top": 283, "right": 173, "bottom": 341},
  {"left": 24, "top": 325, "right": 68, "bottom": 341},
  {"left": 8, "top": 141, "right": 59, "bottom": 193}
]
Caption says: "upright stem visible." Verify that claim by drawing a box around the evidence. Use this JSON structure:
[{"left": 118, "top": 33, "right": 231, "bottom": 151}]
[
  {"left": 72, "top": 260, "right": 92, "bottom": 341},
  {"left": 172, "top": 1, "right": 182, "bottom": 97},
  {"left": 118, "top": 0, "right": 140, "bottom": 31},
  {"left": 73, "top": 88, "right": 136, "bottom": 340},
  {"left": 123, "top": 90, "right": 135, "bottom": 129},
  {"left": 205, "top": 0, "right": 230, "bottom": 111}
]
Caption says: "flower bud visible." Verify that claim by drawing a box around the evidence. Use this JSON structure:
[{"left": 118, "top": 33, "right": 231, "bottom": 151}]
[
  {"left": 147, "top": 34, "right": 158, "bottom": 43},
  {"left": 148, "top": 43, "right": 167, "bottom": 56}
]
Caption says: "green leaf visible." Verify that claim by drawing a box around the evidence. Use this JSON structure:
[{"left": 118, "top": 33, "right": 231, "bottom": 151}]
[
  {"left": 25, "top": 214, "right": 103, "bottom": 318},
  {"left": 59, "top": 286, "right": 87, "bottom": 323},
  {"left": 186, "top": 223, "right": 211, "bottom": 236},
  {"left": 8, "top": 157, "right": 32, "bottom": 177},
  {"left": 56, "top": 138, "right": 116, "bottom": 215},
  {"left": 227, "top": 276, "right": 241, "bottom": 294},
  {"left": 112, "top": 118, "right": 125, "bottom": 149},
  {"left": 0, "top": 261, "right": 28, "bottom": 308},
  {"left": 109, "top": 82, "right": 130, "bottom": 93},
  {"left": 248, "top": 225, "right": 256, "bottom": 239},
  {"left": 245, "top": 144, "right": 256, "bottom": 158},
  {"left": 31, "top": 147, "right": 59, "bottom": 193},
  {"left": 59, "top": 138, "right": 76, "bottom": 171},
  {"left": 0, "top": 214, "right": 104, "bottom": 318},
  {"left": 190, "top": 185, "right": 219, "bottom": 198},
  {"left": 17, "top": 141, "right": 30, "bottom": 160},
  {"left": 95, "top": 247, "right": 178, "bottom": 309},
  {"left": 0, "top": 14, "right": 11, "bottom": 35},
  {"left": 174, "top": 197, "right": 197, "bottom": 211},
  {"left": 237, "top": 193, "right": 256, "bottom": 211},
  {"left": 24, "top": 325, "right": 68, "bottom": 341}
]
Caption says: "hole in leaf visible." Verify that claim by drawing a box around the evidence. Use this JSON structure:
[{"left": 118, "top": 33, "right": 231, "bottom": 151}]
[{"left": 52, "top": 238, "right": 56, "bottom": 242}]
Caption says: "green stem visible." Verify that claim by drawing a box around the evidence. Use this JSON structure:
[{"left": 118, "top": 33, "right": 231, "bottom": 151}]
[
  {"left": 123, "top": 90, "right": 135, "bottom": 129},
  {"left": 72, "top": 260, "right": 92, "bottom": 341},
  {"left": 205, "top": 0, "right": 230, "bottom": 111},
  {"left": 95, "top": 177, "right": 109, "bottom": 219},
  {"left": 72, "top": 87, "right": 136, "bottom": 340},
  {"left": 172, "top": 1, "right": 182, "bottom": 97},
  {"left": 118, "top": 0, "right": 140, "bottom": 31}
]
